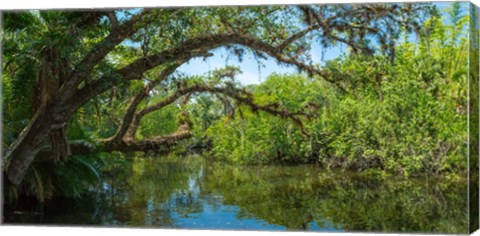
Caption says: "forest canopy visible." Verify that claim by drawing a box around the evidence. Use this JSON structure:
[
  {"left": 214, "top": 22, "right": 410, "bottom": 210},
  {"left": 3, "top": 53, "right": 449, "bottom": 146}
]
[{"left": 2, "top": 2, "right": 470, "bottom": 202}]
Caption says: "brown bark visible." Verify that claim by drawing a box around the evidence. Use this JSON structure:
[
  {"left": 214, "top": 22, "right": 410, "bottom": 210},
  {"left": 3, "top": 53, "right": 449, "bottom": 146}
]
[
  {"left": 49, "top": 127, "right": 71, "bottom": 161},
  {"left": 108, "top": 62, "right": 187, "bottom": 143},
  {"left": 33, "top": 124, "right": 193, "bottom": 164},
  {"left": 59, "top": 9, "right": 151, "bottom": 101},
  {"left": 6, "top": 44, "right": 72, "bottom": 185},
  {"left": 6, "top": 105, "right": 63, "bottom": 185}
]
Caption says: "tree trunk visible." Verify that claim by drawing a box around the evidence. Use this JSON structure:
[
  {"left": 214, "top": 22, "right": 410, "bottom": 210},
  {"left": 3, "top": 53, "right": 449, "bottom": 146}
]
[
  {"left": 6, "top": 103, "right": 66, "bottom": 185},
  {"left": 5, "top": 106, "right": 58, "bottom": 185}
]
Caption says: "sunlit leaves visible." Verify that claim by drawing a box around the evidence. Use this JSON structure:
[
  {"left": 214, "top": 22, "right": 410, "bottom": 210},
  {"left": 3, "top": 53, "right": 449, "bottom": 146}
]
[{"left": 204, "top": 5, "right": 468, "bottom": 176}]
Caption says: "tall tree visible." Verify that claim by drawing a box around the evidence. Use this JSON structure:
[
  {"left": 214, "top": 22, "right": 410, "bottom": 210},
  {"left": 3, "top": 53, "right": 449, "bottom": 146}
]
[{"left": 3, "top": 4, "right": 430, "bottom": 185}]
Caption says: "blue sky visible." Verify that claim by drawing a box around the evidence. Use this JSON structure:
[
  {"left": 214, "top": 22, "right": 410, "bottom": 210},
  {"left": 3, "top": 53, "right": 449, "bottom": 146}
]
[
  {"left": 177, "top": 1, "right": 457, "bottom": 85},
  {"left": 176, "top": 30, "right": 343, "bottom": 85}
]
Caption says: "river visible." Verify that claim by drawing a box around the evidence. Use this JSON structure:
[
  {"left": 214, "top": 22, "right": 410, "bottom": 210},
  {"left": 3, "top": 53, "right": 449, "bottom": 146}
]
[{"left": 3, "top": 155, "right": 469, "bottom": 233}]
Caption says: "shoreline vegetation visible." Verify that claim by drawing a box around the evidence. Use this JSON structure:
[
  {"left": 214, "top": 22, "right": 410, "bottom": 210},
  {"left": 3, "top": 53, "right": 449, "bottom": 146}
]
[{"left": 2, "top": 3, "right": 471, "bottom": 229}]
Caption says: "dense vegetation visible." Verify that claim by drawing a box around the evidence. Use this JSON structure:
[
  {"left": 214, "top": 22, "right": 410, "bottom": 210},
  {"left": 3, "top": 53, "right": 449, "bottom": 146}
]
[
  {"left": 201, "top": 3, "right": 469, "bottom": 177},
  {"left": 2, "top": 2, "right": 470, "bottom": 204},
  {"left": 195, "top": 4, "right": 466, "bottom": 177}
]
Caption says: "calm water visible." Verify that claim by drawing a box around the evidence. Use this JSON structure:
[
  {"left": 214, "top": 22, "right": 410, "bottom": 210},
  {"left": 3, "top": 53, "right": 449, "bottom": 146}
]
[{"left": 4, "top": 155, "right": 469, "bottom": 233}]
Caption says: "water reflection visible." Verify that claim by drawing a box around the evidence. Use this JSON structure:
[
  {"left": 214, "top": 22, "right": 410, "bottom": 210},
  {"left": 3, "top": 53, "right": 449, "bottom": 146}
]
[{"left": 4, "top": 155, "right": 468, "bottom": 233}]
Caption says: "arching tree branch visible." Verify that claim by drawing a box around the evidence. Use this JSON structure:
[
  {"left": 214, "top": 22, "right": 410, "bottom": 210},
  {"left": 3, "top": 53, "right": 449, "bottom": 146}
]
[
  {"left": 59, "top": 9, "right": 152, "bottom": 98},
  {"left": 66, "top": 31, "right": 347, "bottom": 115},
  {"left": 107, "top": 62, "right": 184, "bottom": 143},
  {"left": 125, "top": 83, "right": 311, "bottom": 140}
]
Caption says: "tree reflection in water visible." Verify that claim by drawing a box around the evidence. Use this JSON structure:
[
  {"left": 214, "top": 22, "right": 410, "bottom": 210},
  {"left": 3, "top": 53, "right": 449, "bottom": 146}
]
[{"left": 4, "top": 155, "right": 468, "bottom": 233}]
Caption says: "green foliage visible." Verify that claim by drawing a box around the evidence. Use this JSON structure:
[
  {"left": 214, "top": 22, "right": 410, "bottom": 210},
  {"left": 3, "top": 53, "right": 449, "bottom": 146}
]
[
  {"left": 206, "top": 62, "right": 467, "bottom": 175},
  {"left": 5, "top": 155, "right": 102, "bottom": 202},
  {"left": 204, "top": 6, "right": 468, "bottom": 176},
  {"left": 207, "top": 74, "right": 326, "bottom": 164},
  {"left": 138, "top": 105, "right": 180, "bottom": 139}
]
